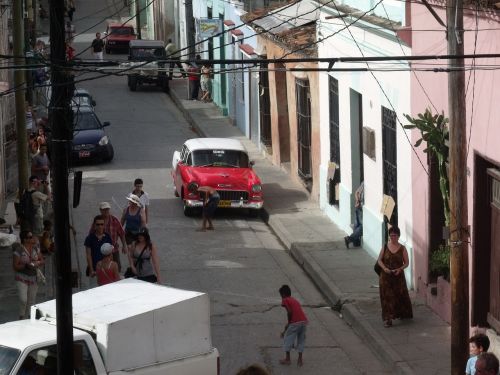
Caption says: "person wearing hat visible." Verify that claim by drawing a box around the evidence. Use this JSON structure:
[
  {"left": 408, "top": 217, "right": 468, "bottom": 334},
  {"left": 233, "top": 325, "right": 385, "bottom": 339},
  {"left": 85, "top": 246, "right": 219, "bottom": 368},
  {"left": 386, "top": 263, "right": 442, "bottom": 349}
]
[
  {"left": 84, "top": 215, "right": 112, "bottom": 283},
  {"left": 131, "top": 178, "right": 150, "bottom": 224},
  {"left": 120, "top": 194, "right": 146, "bottom": 245},
  {"left": 89, "top": 202, "right": 127, "bottom": 272},
  {"left": 95, "top": 243, "right": 120, "bottom": 286}
]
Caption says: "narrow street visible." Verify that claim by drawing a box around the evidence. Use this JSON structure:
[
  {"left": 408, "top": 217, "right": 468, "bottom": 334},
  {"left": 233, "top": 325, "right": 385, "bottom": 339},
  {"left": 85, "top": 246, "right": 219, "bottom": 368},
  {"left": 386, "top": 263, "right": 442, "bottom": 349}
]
[{"left": 45, "top": 1, "right": 393, "bottom": 374}]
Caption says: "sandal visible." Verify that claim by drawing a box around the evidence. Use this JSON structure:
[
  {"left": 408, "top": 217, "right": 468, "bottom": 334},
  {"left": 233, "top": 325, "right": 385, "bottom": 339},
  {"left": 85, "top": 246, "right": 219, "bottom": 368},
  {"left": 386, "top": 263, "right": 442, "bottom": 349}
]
[{"left": 384, "top": 320, "right": 392, "bottom": 327}]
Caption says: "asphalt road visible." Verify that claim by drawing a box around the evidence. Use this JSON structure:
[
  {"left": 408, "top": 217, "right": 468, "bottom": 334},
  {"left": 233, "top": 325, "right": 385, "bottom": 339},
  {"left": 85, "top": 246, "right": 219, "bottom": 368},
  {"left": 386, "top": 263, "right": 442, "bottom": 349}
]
[{"left": 0, "top": 0, "right": 390, "bottom": 373}]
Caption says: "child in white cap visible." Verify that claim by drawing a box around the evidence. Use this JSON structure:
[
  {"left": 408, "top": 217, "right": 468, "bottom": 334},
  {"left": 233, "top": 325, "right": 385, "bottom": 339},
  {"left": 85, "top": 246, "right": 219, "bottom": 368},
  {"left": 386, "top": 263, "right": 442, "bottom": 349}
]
[{"left": 95, "top": 243, "right": 120, "bottom": 286}]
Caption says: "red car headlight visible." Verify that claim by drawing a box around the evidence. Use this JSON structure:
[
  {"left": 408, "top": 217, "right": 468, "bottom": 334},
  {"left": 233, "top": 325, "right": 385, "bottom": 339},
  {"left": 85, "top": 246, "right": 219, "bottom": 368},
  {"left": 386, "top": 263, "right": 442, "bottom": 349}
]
[{"left": 252, "top": 184, "right": 262, "bottom": 193}]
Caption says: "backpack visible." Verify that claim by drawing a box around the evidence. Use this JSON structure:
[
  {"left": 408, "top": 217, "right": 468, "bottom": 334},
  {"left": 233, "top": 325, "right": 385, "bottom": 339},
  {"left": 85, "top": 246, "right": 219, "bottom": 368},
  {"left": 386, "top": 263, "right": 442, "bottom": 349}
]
[{"left": 19, "top": 189, "right": 35, "bottom": 220}]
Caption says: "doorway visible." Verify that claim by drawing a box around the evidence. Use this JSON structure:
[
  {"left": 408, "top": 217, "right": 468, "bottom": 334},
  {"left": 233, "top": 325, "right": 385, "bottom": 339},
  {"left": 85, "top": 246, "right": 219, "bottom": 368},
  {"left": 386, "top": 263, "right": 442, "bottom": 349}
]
[
  {"left": 296, "top": 78, "right": 312, "bottom": 191},
  {"left": 275, "top": 62, "right": 290, "bottom": 164},
  {"left": 472, "top": 154, "right": 499, "bottom": 328},
  {"left": 350, "top": 89, "right": 364, "bottom": 222},
  {"left": 382, "top": 105, "right": 398, "bottom": 238}
]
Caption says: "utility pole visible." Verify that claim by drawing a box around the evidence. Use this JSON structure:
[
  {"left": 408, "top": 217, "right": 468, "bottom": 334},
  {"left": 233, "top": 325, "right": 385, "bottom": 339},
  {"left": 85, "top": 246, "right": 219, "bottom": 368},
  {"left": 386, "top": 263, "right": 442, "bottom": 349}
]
[
  {"left": 24, "top": 0, "right": 34, "bottom": 104},
  {"left": 13, "top": 0, "right": 29, "bottom": 201},
  {"left": 135, "top": 0, "right": 142, "bottom": 39},
  {"left": 49, "top": 0, "right": 74, "bottom": 371},
  {"left": 447, "top": 1, "right": 469, "bottom": 374},
  {"left": 185, "top": 0, "right": 195, "bottom": 58}
]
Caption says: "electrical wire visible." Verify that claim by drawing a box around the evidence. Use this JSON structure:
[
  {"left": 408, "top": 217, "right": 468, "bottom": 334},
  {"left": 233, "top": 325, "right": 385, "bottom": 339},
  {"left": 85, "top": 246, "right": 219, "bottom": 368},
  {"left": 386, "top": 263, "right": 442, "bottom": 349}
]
[
  {"left": 465, "top": 1, "right": 479, "bottom": 160},
  {"left": 380, "top": 1, "right": 439, "bottom": 113},
  {"left": 172, "top": 0, "right": 316, "bottom": 60},
  {"left": 327, "top": 0, "right": 430, "bottom": 176},
  {"left": 73, "top": 0, "right": 153, "bottom": 58}
]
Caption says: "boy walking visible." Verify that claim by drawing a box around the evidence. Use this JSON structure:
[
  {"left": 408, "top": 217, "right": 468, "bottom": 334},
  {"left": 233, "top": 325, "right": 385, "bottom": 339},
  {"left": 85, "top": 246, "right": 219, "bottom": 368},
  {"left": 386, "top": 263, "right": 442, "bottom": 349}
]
[
  {"left": 279, "top": 284, "right": 308, "bottom": 367},
  {"left": 466, "top": 333, "right": 490, "bottom": 375}
]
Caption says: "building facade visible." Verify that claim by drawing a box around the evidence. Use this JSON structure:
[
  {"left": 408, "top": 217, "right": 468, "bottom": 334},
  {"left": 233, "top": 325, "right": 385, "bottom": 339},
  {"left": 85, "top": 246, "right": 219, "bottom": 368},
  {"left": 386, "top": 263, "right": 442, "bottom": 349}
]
[
  {"left": 316, "top": 1, "right": 413, "bottom": 277},
  {"left": 0, "top": 2, "right": 16, "bottom": 212},
  {"left": 410, "top": 1, "right": 500, "bottom": 347},
  {"left": 245, "top": 0, "right": 321, "bottom": 197}
]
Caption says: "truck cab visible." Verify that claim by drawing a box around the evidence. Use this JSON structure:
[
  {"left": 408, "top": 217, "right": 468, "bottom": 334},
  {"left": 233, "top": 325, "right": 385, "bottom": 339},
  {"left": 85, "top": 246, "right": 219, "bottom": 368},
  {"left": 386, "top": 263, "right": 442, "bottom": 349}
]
[
  {"left": 0, "top": 280, "right": 220, "bottom": 375},
  {"left": 126, "top": 39, "right": 168, "bottom": 92},
  {"left": 104, "top": 23, "right": 136, "bottom": 54},
  {"left": 1, "top": 320, "right": 106, "bottom": 374}
]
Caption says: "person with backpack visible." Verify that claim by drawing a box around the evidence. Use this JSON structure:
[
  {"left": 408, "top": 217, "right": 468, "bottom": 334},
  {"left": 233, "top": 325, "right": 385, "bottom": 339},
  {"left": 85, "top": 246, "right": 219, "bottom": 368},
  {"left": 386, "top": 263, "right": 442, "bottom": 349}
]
[{"left": 19, "top": 176, "right": 50, "bottom": 235}]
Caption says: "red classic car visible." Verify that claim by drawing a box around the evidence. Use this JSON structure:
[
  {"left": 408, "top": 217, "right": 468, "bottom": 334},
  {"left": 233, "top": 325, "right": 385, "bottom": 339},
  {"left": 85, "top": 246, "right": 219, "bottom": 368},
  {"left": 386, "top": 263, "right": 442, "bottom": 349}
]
[{"left": 171, "top": 138, "right": 264, "bottom": 216}]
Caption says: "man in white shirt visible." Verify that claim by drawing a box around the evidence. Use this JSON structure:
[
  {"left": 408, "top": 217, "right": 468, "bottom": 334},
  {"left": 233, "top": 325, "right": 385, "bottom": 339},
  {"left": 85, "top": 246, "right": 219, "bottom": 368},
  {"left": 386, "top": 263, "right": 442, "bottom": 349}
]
[
  {"left": 132, "top": 178, "right": 150, "bottom": 224},
  {"left": 165, "top": 39, "right": 186, "bottom": 79}
]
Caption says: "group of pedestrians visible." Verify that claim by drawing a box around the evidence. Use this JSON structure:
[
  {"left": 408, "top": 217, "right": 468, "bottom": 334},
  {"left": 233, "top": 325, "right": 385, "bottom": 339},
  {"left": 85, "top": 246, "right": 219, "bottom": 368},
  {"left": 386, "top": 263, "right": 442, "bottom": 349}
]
[
  {"left": 465, "top": 333, "right": 499, "bottom": 375},
  {"left": 164, "top": 40, "right": 213, "bottom": 102},
  {"left": 64, "top": 0, "right": 76, "bottom": 61},
  {"left": 84, "top": 178, "right": 161, "bottom": 286}
]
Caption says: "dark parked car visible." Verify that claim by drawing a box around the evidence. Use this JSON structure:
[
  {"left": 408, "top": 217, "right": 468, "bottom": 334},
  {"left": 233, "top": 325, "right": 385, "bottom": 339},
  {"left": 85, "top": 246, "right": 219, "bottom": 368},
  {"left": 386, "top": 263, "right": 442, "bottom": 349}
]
[
  {"left": 73, "top": 88, "right": 96, "bottom": 108},
  {"left": 72, "top": 106, "right": 114, "bottom": 163}
]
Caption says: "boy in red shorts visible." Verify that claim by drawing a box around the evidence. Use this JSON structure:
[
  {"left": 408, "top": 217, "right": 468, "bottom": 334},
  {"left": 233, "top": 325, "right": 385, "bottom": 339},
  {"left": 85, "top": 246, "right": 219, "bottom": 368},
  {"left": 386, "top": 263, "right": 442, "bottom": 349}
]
[{"left": 279, "top": 284, "right": 308, "bottom": 367}]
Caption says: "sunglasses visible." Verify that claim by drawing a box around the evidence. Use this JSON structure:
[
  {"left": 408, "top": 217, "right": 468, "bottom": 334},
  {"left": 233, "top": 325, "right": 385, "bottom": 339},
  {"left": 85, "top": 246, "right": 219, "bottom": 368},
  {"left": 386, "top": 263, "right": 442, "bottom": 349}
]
[{"left": 95, "top": 223, "right": 105, "bottom": 226}]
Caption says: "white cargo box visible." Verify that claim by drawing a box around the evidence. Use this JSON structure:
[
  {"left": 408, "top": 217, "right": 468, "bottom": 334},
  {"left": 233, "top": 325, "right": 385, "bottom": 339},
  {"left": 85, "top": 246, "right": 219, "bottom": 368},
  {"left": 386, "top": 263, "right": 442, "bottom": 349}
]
[{"left": 32, "top": 279, "right": 212, "bottom": 372}]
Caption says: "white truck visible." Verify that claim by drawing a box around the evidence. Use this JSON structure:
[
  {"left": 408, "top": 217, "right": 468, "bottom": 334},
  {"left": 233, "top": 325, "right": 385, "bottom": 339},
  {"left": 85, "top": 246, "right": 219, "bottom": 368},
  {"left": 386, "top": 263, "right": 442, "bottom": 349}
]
[{"left": 0, "top": 279, "right": 220, "bottom": 374}]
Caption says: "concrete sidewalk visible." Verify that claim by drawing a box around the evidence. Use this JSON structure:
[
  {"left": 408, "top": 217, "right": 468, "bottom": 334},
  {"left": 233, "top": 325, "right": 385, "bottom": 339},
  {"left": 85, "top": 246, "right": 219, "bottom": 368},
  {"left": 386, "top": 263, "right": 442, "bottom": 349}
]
[{"left": 168, "top": 79, "right": 451, "bottom": 375}]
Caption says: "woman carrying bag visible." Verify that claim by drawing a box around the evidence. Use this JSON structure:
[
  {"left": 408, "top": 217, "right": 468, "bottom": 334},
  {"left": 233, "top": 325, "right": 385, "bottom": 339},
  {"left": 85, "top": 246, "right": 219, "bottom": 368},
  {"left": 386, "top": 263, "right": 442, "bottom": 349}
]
[
  {"left": 376, "top": 226, "right": 413, "bottom": 328},
  {"left": 12, "top": 230, "right": 45, "bottom": 319},
  {"left": 126, "top": 228, "right": 161, "bottom": 284}
]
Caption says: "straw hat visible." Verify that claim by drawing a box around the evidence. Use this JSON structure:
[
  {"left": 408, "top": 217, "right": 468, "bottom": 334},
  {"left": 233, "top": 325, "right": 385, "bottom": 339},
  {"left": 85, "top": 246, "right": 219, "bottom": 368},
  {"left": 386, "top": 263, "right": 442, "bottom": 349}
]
[{"left": 126, "top": 194, "right": 142, "bottom": 207}]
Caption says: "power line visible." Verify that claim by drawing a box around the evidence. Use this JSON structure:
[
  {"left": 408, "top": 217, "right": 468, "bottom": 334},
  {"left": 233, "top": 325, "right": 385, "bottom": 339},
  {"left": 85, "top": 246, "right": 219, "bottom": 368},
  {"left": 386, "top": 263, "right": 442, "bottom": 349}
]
[
  {"left": 465, "top": 1, "right": 479, "bottom": 161},
  {"left": 174, "top": 0, "right": 330, "bottom": 60},
  {"left": 329, "top": 0, "right": 429, "bottom": 175},
  {"left": 380, "top": 1, "right": 439, "bottom": 113},
  {"left": 172, "top": 0, "right": 302, "bottom": 60},
  {"left": 279, "top": 0, "right": 385, "bottom": 58},
  {"left": 73, "top": 0, "right": 154, "bottom": 58}
]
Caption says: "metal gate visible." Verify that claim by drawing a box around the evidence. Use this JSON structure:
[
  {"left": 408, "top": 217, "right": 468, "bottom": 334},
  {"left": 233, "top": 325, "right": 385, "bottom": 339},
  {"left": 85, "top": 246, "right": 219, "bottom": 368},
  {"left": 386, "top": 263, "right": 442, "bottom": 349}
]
[
  {"left": 329, "top": 76, "right": 340, "bottom": 205},
  {"left": 295, "top": 78, "right": 311, "bottom": 190},
  {"left": 382, "top": 106, "right": 398, "bottom": 227}
]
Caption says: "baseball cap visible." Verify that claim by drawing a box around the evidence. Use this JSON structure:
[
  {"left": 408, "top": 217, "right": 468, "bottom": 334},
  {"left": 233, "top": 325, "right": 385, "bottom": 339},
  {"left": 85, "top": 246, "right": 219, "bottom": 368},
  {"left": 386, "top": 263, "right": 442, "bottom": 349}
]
[
  {"left": 100, "top": 243, "right": 114, "bottom": 256},
  {"left": 99, "top": 202, "right": 111, "bottom": 210}
]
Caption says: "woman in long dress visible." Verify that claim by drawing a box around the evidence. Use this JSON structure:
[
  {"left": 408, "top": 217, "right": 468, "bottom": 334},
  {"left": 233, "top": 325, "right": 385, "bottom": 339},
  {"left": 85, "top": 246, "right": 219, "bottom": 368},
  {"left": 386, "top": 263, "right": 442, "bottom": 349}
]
[{"left": 376, "top": 225, "right": 413, "bottom": 327}]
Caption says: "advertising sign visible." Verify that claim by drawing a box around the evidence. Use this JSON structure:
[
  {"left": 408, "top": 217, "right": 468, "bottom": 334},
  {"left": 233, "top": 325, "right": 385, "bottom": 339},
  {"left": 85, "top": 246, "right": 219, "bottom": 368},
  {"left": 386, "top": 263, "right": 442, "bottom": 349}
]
[{"left": 197, "top": 18, "right": 223, "bottom": 38}]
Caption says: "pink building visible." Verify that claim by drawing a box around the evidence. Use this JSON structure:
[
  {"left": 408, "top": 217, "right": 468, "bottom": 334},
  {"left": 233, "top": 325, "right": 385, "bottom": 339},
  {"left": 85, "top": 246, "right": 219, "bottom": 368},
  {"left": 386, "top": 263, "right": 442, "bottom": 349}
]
[{"left": 409, "top": 1, "right": 500, "bottom": 348}]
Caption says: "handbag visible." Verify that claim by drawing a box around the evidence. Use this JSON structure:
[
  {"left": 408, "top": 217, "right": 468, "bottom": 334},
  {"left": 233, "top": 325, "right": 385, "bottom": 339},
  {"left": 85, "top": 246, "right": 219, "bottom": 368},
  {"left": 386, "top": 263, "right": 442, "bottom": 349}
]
[
  {"left": 123, "top": 245, "right": 148, "bottom": 278},
  {"left": 123, "top": 267, "right": 135, "bottom": 278},
  {"left": 36, "top": 268, "right": 47, "bottom": 285},
  {"left": 374, "top": 262, "right": 382, "bottom": 276}
]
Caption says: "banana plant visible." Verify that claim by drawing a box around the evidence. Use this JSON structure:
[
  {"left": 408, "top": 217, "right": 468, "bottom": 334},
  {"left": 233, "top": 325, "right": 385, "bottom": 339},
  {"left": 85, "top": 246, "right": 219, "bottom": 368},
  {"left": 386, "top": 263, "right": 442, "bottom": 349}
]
[{"left": 404, "top": 109, "right": 450, "bottom": 226}]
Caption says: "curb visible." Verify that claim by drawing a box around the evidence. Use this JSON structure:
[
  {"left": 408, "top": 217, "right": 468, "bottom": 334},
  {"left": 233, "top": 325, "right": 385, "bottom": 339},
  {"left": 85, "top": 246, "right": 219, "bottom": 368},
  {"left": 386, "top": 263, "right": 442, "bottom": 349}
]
[
  {"left": 167, "top": 89, "right": 206, "bottom": 138},
  {"left": 290, "top": 243, "right": 413, "bottom": 374},
  {"left": 169, "top": 89, "right": 414, "bottom": 374}
]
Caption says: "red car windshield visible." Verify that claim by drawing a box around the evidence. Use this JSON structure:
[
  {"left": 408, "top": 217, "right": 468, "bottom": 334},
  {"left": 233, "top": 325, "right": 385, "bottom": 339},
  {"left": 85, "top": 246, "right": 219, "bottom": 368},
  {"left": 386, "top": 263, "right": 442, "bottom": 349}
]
[{"left": 192, "top": 150, "right": 249, "bottom": 168}]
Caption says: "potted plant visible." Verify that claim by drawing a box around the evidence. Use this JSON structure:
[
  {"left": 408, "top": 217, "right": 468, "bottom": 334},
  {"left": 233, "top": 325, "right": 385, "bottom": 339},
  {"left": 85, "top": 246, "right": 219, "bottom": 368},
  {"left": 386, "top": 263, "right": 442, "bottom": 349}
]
[{"left": 429, "top": 244, "right": 450, "bottom": 281}]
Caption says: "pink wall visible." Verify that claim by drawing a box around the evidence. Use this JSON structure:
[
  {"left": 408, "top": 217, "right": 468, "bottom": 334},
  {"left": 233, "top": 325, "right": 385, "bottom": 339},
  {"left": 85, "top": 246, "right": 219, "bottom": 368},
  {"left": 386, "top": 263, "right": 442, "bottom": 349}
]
[{"left": 410, "top": 2, "right": 500, "bottom": 310}]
